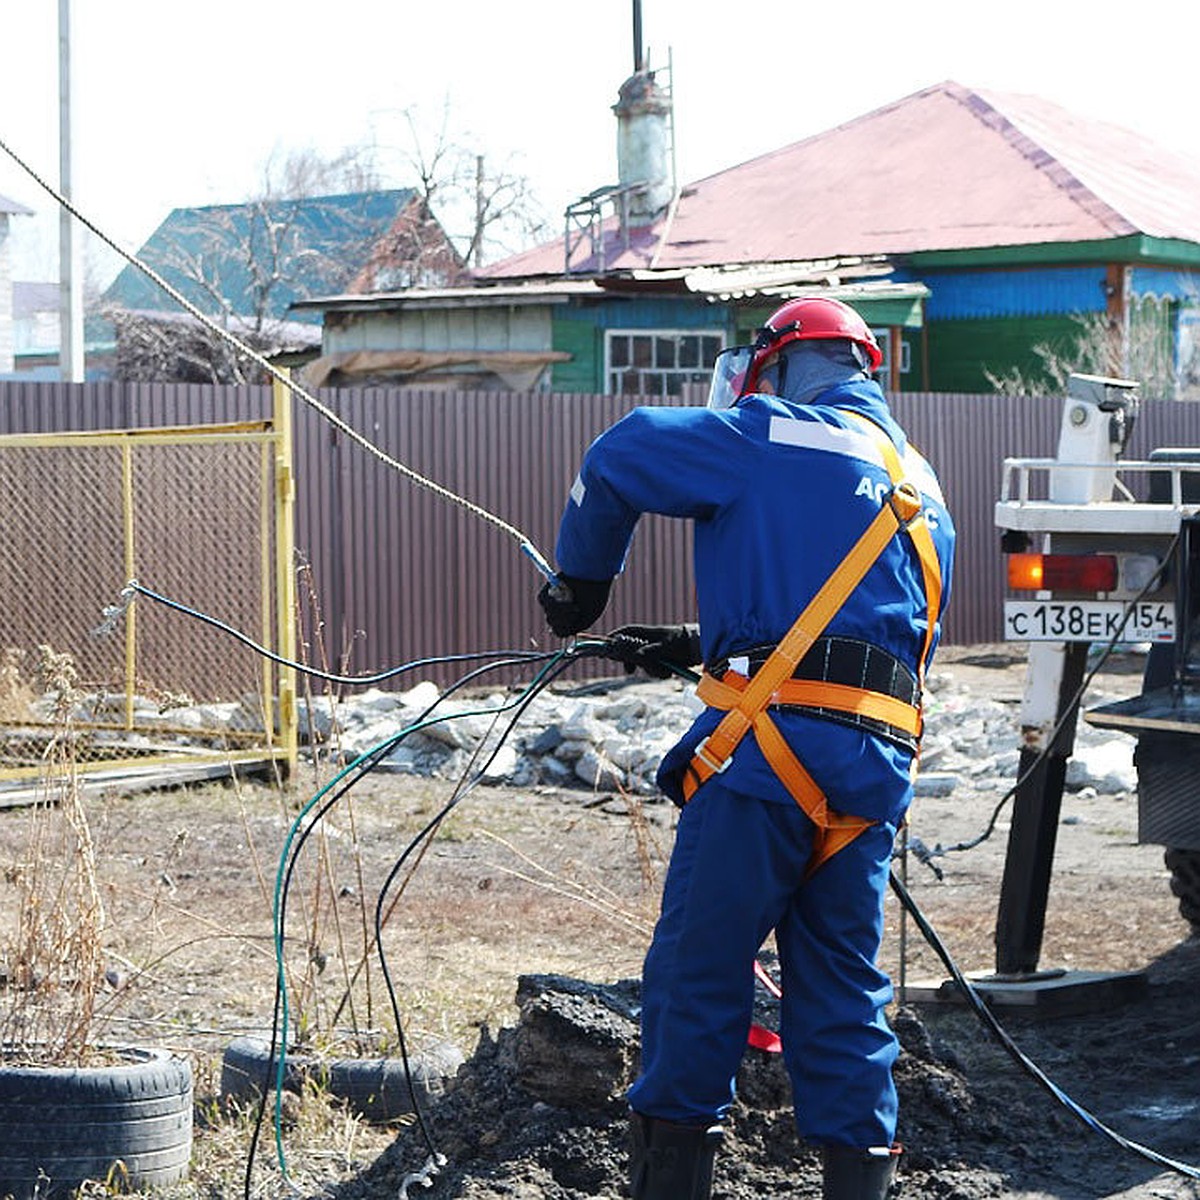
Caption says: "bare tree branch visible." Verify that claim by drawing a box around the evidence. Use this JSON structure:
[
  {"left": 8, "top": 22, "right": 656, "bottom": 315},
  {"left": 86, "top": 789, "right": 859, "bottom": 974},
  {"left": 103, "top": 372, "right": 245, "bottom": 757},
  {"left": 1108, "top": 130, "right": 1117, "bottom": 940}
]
[
  {"left": 107, "top": 146, "right": 461, "bottom": 382},
  {"left": 391, "top": 100, "right": 550, "bottom": 268},
  {"left": 984, "top": 293, "right": 1199, "bottom": 401}
]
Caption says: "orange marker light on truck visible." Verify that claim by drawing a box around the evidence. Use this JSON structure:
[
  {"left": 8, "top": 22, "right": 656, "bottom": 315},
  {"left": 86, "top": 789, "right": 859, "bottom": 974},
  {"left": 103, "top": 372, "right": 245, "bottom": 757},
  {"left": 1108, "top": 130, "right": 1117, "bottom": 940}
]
[
  {"left": 1007, "top": 553, "right": 1118, "bottom": 592},
  {"left": 1007, "top": 553, "right": 1044, "bottom": 589}
]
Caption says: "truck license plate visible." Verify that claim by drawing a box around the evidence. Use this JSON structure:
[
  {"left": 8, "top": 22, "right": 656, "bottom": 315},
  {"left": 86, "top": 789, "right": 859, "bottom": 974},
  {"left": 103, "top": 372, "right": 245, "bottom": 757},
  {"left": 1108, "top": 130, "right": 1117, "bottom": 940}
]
[{"left": 1003, "top": 600, "right": 1175, "bottom": 642}]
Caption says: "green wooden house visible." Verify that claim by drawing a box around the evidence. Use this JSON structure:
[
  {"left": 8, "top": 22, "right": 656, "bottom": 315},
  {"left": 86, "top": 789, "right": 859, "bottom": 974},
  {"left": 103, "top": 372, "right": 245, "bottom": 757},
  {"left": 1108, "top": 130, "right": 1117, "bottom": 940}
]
[{"left": 294, "top": 81, "right": 1200, "bottom": 400}]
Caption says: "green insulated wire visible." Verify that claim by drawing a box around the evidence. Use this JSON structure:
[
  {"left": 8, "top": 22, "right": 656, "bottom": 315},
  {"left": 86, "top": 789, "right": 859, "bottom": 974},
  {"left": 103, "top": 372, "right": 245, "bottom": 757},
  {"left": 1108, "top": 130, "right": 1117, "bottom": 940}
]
[{"left": 266, "top": 649, "right": 570, "bottom": 1181}]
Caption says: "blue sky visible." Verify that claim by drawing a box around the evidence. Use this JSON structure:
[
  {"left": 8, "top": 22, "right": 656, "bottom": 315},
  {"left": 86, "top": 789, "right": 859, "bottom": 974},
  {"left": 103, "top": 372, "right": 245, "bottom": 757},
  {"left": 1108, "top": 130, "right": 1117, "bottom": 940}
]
[{"left": 2, "top": 0, "right": 1198, "bottom": 286}]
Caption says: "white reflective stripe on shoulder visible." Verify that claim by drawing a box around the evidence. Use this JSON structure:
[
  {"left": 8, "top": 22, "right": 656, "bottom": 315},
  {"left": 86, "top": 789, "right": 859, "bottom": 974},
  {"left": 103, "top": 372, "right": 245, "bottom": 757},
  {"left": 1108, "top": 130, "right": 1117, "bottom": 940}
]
[
  {"left": 570, "top": 474, "right": 587, "bottom": 506},
  {"left": 767, "top": 416, "right": 887, "bottom": 468},
  {"left": 903, "top": 447, "right": 945, "bottom": 504}
]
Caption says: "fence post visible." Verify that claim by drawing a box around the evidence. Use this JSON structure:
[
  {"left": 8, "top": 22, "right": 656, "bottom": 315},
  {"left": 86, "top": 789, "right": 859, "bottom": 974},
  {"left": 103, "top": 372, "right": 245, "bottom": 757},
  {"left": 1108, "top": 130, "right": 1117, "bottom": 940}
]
[
  {"left": 273, "top": 376, "right": 298, "bottom": 778},
  {"left": 122, "top": 440, "right": 136, "bottom": 732}
]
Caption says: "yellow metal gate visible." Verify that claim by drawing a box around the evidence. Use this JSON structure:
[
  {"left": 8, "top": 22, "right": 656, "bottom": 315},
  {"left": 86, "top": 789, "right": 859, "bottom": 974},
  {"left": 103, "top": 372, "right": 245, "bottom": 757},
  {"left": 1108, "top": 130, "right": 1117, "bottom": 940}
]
[{"left": 0, "top": 381, "right": 297, "bottom": 783}]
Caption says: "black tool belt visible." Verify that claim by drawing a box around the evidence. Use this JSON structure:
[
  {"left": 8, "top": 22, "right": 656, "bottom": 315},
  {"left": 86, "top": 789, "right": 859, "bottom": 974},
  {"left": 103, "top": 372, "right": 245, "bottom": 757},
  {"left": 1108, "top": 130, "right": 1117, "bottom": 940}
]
[{"left": 707, "top": 635, "right": 921, "bottom": 751}]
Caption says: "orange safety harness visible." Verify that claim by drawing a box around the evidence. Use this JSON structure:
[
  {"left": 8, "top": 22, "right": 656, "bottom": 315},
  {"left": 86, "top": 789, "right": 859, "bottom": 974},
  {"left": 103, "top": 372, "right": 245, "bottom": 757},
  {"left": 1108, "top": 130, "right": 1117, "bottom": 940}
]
[{"left": 681, "top": 414, "right": 944, "bottom": 877}]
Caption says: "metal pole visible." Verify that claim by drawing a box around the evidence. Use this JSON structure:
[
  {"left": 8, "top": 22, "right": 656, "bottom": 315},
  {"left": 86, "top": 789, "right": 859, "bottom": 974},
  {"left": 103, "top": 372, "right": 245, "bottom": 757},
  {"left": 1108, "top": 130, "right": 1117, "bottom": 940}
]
[
  {"left": 994, "top": 640, "right": 1088, "bottom": 975},
  {"left": 273, "top": 375, "right": 298, "bottom": 779},
  {"left": 122, "top": 441, "right": 137, "bottom": 731},
  {"left": 58, "top": 0, "right": 85, "bottom": 382}
]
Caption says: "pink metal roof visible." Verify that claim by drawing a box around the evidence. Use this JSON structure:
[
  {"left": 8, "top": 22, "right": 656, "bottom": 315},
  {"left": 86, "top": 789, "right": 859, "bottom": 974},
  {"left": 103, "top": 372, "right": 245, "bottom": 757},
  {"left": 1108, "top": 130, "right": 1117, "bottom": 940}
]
[{"left": 483, "top": 81, "right": 1200, "bottom": 279}]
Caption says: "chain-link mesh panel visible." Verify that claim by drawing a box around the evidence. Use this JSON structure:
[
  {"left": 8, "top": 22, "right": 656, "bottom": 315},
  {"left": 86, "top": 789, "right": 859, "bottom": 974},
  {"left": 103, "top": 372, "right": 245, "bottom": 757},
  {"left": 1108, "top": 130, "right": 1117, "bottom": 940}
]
[{"left": 0, "top": 427, "right": 288, "bottom": 779}]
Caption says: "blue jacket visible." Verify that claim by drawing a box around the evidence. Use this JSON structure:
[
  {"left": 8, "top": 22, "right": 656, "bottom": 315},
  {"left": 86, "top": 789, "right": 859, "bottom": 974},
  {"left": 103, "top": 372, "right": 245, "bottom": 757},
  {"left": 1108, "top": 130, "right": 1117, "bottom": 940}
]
[{"left": 554, "top": 380, "right": 956, "bottom": 821}]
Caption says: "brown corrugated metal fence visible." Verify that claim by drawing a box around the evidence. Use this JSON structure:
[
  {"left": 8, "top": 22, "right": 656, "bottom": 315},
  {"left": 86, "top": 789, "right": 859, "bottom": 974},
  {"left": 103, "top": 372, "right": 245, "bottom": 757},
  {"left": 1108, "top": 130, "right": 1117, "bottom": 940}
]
[{"left": 5, "top": 380, "right": 1200, "bottom": 687}]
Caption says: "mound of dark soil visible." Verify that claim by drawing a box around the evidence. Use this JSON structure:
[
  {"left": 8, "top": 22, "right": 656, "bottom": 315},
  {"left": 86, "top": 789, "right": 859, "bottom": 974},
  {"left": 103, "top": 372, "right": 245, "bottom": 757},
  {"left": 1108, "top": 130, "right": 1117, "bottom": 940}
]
[
  {"left": 325, "top": 972, "right": 1093, "bottom": 1199},
  {"left": 324, "top": 932, "right": 1200, "bottom": 1200}
]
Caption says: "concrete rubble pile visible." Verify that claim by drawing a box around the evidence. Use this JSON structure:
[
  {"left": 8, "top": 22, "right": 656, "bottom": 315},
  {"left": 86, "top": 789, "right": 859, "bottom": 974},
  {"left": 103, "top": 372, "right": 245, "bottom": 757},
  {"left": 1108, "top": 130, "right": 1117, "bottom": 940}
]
[
  {"left": 53, "top": 661, "right": 1138, "bottom": 803},
  {"left": 295, "top": 664, "right": 1138, "bottom": 802}
]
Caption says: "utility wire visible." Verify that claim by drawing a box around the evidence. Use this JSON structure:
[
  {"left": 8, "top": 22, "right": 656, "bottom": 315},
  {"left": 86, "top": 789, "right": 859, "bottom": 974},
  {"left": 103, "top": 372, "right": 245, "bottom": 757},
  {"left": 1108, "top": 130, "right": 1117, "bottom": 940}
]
[
  {"left": 252, "top": 651, "right": 560, "bottom": 1186},
  {"left": 911, "top": 537, "right": 1179, "bottom": 871},
  {"left": 0, "top": 134, "right": 559, "bottom": 585},
  {"left": 101, "top": 579, "right": 550, "bottom": 685},
  {"left": 371, "top": 653, "right": 582, "bottom": 1171},
  {"left": 252, "top": 644, "right": 596, "bottom": 1194},
  {"left": 889, "top": 869, "right": 1200, "bottom": 1181}
]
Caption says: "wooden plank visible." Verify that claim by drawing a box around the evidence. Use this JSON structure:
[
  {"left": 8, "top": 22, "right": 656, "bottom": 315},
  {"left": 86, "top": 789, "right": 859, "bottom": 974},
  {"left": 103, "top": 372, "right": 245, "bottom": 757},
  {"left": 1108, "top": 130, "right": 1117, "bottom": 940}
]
[
  {"left": 1085, "top": 688, "right": 1200, "bottom": 735},
  {"left": 901, "top": 968, "right": 1148, "bottom": 1017},
  {"left": 0, "top": 758, "right": 277, "bottom": 810}
]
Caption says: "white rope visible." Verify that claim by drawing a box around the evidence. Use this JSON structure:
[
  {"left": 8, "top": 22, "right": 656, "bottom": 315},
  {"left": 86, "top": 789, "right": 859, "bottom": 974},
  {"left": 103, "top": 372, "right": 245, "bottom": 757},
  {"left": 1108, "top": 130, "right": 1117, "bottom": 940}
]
[{"left": 0, "top": 134, "right": 557, "bottom": 582}]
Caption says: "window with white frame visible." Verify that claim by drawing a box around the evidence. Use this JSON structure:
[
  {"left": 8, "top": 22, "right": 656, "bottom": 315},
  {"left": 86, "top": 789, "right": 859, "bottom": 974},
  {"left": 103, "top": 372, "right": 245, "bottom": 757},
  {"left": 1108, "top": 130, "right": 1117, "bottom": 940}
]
[
  {"left": 606, "top": 330, "right": 725, "bottom": 397},
  {"left": 872, "top": 328, "right": 911, "bottom": 380}
]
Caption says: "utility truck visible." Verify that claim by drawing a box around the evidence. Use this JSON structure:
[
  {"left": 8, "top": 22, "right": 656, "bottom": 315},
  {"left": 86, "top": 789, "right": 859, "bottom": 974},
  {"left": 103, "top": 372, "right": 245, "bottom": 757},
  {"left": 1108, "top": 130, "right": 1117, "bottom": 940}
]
[{"left": 993, "top": 373, "right": 1200, "bottom": 979}]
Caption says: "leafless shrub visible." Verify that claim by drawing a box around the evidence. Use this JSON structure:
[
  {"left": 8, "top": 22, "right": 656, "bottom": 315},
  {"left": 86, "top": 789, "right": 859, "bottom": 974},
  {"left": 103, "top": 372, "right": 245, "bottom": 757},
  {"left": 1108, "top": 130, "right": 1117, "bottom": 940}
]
[
  {"left": 107, "top": 307, "right": 304, "bottom": 385},
  {"left": 0, "top": 645, "right": 107, "bottom": 1062},
  {"left": 985, "top": 297, "right": 1186, "bottom": 400}
]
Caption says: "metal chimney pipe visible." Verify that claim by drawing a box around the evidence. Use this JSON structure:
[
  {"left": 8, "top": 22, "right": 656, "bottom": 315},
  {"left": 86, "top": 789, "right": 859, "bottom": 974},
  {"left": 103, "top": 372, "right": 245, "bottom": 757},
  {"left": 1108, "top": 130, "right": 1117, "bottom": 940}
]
[
  {"left": 613, "top": 68, "right": 672, "bottom": 226},
  {"left": 632, "top": 0, "right": 644, "bottom": 72}
]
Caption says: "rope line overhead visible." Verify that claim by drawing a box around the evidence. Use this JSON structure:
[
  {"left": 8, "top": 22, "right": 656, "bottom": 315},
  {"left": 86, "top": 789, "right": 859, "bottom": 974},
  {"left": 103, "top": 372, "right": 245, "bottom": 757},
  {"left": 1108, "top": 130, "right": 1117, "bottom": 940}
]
[{"left": 0, "top": 133, "right": 558, "bottom": 583}]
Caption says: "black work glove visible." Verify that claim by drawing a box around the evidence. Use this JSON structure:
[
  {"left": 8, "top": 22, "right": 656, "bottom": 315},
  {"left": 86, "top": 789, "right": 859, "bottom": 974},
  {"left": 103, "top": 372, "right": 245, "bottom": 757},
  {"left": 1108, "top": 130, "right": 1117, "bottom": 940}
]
[
  {"left": 606, "top": 623, "right": 701, "bottom": 679},
  {"left": 538, "top": 573, "right": 614, "bottom": 637}
]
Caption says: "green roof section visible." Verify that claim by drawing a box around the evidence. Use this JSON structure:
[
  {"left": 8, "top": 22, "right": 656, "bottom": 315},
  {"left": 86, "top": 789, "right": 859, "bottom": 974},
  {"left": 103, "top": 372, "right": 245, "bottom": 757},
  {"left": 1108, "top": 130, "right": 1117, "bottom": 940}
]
[
  {"left": 906, "top": 236, "right": 1200, "bottom": 270},
  {"left": 103, "top": 190, "right": 417, "bottom": 323},
  {"left": 738, "top": 290, "right": 926, "bottom": 333}
]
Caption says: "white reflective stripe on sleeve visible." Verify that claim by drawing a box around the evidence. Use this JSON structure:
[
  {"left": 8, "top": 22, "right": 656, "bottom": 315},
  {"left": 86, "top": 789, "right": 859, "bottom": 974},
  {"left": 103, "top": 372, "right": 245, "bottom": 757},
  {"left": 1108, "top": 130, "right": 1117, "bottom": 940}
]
[
  {"left": 767, "top": 416, "right": 887, "bottom": 468},
  {"left": 570, "top": 474, "right": 587, "bottom": 506},
  {"left": 903, "top": 447, "right": 945, "bottom": 504}
]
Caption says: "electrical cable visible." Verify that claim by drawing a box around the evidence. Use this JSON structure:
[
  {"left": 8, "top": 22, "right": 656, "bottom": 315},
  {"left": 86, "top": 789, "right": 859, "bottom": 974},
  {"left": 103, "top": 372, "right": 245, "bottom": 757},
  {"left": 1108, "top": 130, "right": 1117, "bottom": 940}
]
[
  {"left": 101, "top": 579, "right": 551, "bottom": 684},
  {"left": 370, "top": 652, "right": 584, "bottom": 1175},
  {"left": 249, "top": 642, "right": 604, "bottom": 1196},
  {"left": 247, "top": 647, "right": 568, "bottom": 1193},
  {"left": 889, "top": 868, "right": 1200, "bottom": 1180},
  {"left": 911, "top": 535, "right": 1180, "bottom": 870},
  {"left": 0, "top": 133, "right": 560, "bottom": 587}
]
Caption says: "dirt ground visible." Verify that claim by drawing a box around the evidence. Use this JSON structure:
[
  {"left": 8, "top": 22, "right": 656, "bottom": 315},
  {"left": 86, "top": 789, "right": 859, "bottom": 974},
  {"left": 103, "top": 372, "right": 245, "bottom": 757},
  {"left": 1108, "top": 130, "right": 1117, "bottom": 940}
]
[{"left": 2, "top": 644, "right": 1200, "bottom": 1199}]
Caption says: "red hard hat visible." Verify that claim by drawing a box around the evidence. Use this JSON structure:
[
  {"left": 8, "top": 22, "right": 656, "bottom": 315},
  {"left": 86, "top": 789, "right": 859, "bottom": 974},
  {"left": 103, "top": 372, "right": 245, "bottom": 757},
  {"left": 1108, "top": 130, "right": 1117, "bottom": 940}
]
[{"left": 744, "top": 296, "right": 883, "bottom": 392}]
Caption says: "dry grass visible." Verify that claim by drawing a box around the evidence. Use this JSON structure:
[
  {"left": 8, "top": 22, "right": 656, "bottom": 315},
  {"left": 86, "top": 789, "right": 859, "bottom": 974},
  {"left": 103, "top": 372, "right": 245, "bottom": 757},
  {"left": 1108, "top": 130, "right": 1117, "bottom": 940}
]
[
  {"left": 0, "top": 628, "right": 671, "bottom": 1194},
  {"left": 0, "top": 647, "right": 35, "bottom": 722},
  {"left": 0, "top": 645, "right": 109, "bottom": 1062},
  {"left": 158, "top": 1068, "right": 396, "bottom": 1200}
]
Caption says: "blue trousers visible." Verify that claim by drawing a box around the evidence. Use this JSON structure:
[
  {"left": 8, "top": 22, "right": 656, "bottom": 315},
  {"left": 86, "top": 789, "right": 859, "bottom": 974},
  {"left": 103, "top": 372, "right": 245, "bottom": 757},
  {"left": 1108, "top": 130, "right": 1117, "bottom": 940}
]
[{"left": 626, "top": 782, "right": 901, "bottom": 1148}]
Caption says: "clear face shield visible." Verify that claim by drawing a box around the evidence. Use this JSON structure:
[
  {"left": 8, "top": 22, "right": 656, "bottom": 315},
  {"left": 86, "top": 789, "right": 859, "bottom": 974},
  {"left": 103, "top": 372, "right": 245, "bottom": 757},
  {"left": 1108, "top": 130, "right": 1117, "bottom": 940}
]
[{"left": 706, "top": 345, "right": 754, "bottom": 410}]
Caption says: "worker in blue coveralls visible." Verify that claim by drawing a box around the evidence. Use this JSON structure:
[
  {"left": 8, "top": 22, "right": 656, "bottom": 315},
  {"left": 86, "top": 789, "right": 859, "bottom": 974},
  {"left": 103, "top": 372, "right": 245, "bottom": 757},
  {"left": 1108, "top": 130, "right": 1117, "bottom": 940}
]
[{"left": 537, "top": 296, "right": 955, "bottom": 1200}]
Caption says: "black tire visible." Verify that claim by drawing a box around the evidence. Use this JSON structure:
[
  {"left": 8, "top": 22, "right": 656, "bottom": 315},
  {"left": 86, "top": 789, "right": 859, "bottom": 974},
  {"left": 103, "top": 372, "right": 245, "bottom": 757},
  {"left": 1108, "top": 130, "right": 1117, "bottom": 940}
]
[
  {"left": 220, "top": 1035, "right": 463, "bottom": 1122},
  {"left": 219, "top": 1036, "right": 312, "bottom": 1102},
  {"left": 1165, "top": 847, "right": 1200, "bottom": 933},
  {"left": 322, "top": 1039, "right": 464, "bottom": 1121},
  {"left": 0, "top": 1046, "right": 192, "bottom": 1199}
]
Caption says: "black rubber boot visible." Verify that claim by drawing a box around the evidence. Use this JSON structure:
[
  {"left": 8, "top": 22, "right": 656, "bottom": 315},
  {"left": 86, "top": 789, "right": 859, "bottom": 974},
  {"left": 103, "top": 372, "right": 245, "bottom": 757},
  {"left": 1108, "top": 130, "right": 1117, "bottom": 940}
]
[
  {"left": 821, "top": 1144, "right": 901, "bottom": 1199},
  {"left": 628, "top": 1111, "right": 723, "bottom": 1200}
]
